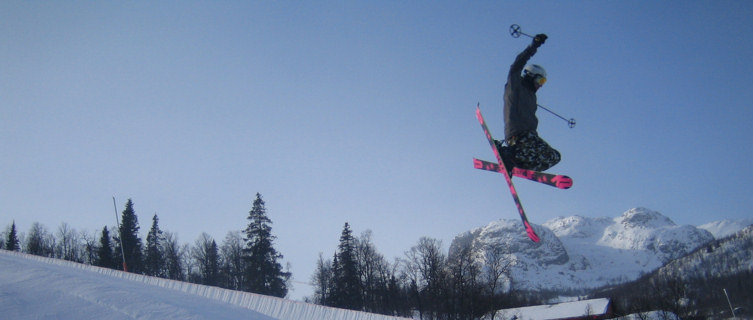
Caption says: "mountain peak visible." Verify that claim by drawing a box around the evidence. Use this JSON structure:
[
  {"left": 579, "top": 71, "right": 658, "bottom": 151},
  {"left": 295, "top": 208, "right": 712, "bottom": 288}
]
[
  {"left": 616, "top": 207, "right": 675, "bottom": 228},
  {"left": 451, "top": 219, "right": 569, "bottom": 268},
  {"left": 599, "top": 208, "right": 712, "bottom": 261}
]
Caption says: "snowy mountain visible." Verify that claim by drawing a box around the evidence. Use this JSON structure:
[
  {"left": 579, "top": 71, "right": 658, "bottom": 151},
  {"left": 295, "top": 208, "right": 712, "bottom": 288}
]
[
  {"left": 450, "top": 208, "right": 721, "bottom": 292},
  {"left": 658, "top": 225, "right": 753, "bottom": 280},
  {"left": 699, "top": 218, "right": 753, "bottom": 239},
  {"left": 593, "top": 225, "right": 753, "bottom": 319}
]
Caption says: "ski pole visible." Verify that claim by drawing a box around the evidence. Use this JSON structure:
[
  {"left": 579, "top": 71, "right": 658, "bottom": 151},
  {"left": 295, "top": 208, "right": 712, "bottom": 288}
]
[
  {"left": 724, "top": 289, "right": 736, "bottom": 318},
  {"left": 509, "top": 24, "right": 534, "bottom": 39},
  {"left": 510, "top": 25, "right": 574, "bottom": 128},
  {"left": 538, "top": 104, "right": 576, "bottom": 128}
]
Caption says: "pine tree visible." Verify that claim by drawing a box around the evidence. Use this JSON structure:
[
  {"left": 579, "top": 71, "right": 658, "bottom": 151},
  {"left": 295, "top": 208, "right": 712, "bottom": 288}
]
[
  {"left": 114, "top": 199, "right": 144, "bottom": 273},
  {"left": 208, "top": 240, "right": 220, "bottom": 285},
  {"left": 6, "top": 221, "right": 20, "bottom": 251},
  {"left": 332, "top": 222, "right": 363, "bottom": 310},
  {"left": 329, "top": 253, "right": 342, "bottom": 306},
  {"left": 96, "top": 226, "right": 116, "bottom": 269},
  {"left": 144, "top": 214, "right": 165, "bottom": 277},
  {"left": 242, "top": 193, "right": 290, "bottom": 297}
]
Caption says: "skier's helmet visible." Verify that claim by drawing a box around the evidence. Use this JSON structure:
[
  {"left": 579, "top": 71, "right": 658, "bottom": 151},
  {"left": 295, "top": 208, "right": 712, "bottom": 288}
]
[{"left": 523, "top": 64, "right": 547, "bottom": 86}]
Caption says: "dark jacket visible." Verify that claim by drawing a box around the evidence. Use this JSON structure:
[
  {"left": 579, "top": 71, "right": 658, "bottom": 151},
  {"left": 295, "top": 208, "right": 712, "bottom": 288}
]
[{"left": 504, "top": 44, "right": 539, "bottom": 140}]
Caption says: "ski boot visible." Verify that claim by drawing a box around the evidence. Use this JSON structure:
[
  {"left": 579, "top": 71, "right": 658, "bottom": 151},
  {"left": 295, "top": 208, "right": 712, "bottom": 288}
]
[{"left": 495, "top": 140, "right": 516, "bottom": 177}]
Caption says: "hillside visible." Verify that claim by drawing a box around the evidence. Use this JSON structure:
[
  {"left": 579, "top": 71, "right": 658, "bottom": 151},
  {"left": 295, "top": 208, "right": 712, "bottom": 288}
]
[
  {"left": 594, "top": 226, "right": 753, "bottom": 318},
  {"left": 659, "top": 225, "right": 753, "bottom": 280},
  {"left": 699, "top": 219, "right": 753, "bottom": 238}
]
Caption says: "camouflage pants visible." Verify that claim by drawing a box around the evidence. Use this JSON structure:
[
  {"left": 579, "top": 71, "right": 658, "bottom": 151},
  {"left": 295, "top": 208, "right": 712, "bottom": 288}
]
[{"left": 508, "top": 131, "right": 561, "bottom": 172}]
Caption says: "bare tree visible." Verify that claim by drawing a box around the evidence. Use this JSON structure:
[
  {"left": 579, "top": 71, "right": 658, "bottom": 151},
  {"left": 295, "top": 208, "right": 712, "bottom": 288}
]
[
  {"left": 56, "top": 222, "right": 80, "bottom": 262},
  {"left": 25, "top": 222, "right": 54, "bottom": 257},
  {"left": 80, "top": 229, "right": 97, "bottom": 265},
  {"left": 163, "top": 231, "right": 185, "bottom": 281},
  {"left": 402, "top": 237, "right": 448, "bottom": 320},
  {"left": 447, "top": 241, "right": 483, "bottom": 319},
  {"left": 180, "top": 243, "right": 193, "bottom": 280},
  {"left": 191, "top": 233, "right": 220, "bottom": 286},
  {"left": 311, "top": 253, "right": 333, "bottom": 305},
  {"left": 484, "top": 243, "right": 513, "bottom": 319},
  {"left": 355, "top": 230, "right": 393, "bottom": 314},
  {"left": 220, "top": 230, "right": 245, "bottom": 290}
]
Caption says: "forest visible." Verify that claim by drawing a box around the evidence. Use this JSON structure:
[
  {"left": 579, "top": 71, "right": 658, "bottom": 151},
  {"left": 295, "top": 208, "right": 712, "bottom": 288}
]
[{"left": 3, "top": 194, "right": 290, "bottom": 298}]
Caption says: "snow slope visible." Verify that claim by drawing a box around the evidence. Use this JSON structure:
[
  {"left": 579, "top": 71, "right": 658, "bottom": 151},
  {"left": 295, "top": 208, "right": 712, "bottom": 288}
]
[
  {"left": 658, "top": 225, "right": 753, "bottom": 280},
  {"left": 0, "top": 250, "right": 409, "bottom": 320},
  {"left": 699, "top": 218, "right": 753, "bottom": 239}
]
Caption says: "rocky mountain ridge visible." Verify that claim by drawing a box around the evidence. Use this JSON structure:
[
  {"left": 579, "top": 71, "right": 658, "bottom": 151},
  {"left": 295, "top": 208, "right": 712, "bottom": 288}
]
[{"left": 450, "top": 207, "right": 750, "bottom": 292}]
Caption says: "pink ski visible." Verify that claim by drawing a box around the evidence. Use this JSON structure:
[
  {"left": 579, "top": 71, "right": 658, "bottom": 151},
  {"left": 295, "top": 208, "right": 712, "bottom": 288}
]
[
  {"left": 473, "top": 158, "right": 573, "bottom": 189},
  {"left": 475, "top": 105, "right": 540, "bottom": 242}
]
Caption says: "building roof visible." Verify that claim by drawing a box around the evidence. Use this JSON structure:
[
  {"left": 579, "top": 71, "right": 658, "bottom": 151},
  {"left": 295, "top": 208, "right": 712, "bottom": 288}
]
[{"left": 493, "top": 298, "right": 612, "bottom": 320}]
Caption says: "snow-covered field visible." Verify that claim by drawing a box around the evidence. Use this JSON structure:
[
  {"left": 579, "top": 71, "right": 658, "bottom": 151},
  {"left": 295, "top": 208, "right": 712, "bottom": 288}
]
[{"left": 0, "top": 250, "right": 409, "bottom": 320}]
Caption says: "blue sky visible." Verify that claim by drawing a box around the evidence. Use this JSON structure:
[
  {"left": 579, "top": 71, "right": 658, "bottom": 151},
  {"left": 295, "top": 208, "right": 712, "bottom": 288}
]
[{"left": 2, "top": 1, "right": 752, "bottom": 299}]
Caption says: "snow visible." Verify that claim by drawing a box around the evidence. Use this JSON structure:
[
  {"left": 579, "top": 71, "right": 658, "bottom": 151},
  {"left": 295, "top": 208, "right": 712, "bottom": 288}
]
[
  {"left": 618, "top": 311, "right": 681, "bottom": 320},
  {"left": 0, "top": 250, "right": 410, "bottom": 320},
  {"left": 492, "top": 298, "right": 611, "bottom": 320},
  {"left": 452, "top": 208, "right": 717, "bottom": 292},
  {"left": 699, "top": 219, "right": 753, "bottom": 239},
  {"left": 490, "top": 299, "right": 682, "bottom": 320}
]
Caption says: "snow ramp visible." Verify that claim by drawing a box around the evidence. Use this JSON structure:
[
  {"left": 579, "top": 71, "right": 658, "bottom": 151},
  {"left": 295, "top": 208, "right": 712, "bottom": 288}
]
[{"left": 0, "top": 250, "right": 410, "bottom": 320}]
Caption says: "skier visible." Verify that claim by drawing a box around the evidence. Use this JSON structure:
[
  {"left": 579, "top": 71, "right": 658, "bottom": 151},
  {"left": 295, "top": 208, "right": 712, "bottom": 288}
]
[{"left": 496, "top": 33, "right": 561, "bottom": 175}]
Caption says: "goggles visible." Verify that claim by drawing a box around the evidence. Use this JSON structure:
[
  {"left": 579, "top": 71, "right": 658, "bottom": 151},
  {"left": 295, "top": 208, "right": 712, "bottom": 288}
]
[{"left": 534, "top": 75, "right": 547, "bottom": 86}]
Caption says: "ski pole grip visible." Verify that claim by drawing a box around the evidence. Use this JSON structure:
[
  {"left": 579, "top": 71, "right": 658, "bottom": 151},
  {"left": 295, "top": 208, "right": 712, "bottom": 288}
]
[{"left": 510, "top": 24, "right": 522, "bottom": 38}]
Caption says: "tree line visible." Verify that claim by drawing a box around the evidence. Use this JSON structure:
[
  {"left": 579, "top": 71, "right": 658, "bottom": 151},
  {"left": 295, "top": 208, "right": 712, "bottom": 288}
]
[
  {"left": 2, "top": 193, "right": 290, "bottom": 298},
  {"left": 4, "top": 194, "right": 550, "bottom": 319},
  {"left": 310, "top": 223, "right": 541, "bottom": 319}
]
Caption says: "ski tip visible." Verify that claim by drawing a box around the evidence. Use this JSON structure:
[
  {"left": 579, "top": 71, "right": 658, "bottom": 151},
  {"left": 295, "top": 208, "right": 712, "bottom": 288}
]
[
  {"left": 524, "top": 221, "right": 541, "bottom": 242},
  {"left": 553, "top": 175, "right": 574, "bottom": 189}
]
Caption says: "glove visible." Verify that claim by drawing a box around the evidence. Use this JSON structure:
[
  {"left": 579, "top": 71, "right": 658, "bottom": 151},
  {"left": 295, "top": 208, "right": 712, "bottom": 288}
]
[{"left": 533, "top": 34, "right": 548, "bottom": 47}]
